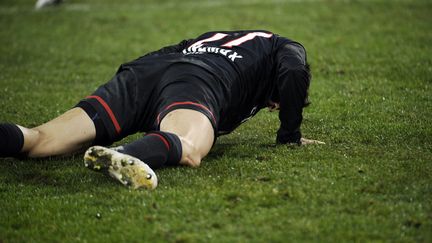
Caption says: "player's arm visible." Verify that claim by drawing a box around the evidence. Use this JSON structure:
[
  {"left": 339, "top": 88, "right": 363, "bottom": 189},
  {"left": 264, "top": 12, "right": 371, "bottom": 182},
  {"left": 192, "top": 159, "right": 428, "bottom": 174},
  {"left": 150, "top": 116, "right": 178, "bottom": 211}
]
[
  {"left": 275, "top": 42, "right": 323, "bottom": 145},
  {"left": 144, "top": 39, "right": 193, "bottom": 57}
]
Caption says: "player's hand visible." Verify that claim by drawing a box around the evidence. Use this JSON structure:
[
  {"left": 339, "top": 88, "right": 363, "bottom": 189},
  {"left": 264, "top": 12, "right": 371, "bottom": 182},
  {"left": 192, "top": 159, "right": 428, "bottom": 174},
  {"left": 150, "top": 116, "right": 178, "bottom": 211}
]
[{"left": 300, "top": 137, "right": 325, "bottom": 145}]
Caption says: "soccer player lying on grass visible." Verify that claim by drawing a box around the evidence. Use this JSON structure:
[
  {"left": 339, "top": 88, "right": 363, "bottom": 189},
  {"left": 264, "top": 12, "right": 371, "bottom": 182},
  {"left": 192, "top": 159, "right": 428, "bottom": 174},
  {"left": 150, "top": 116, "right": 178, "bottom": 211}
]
[{"left": 0, "top": 30, "right": 324, "bottom": 190}]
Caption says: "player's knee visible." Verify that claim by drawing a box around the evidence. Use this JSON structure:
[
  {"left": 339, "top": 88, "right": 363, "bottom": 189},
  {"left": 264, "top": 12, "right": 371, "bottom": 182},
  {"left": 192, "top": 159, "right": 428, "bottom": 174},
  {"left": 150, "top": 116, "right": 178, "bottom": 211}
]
[
  {"left": 179, "top": 136, "right": 203, "bottom": 167},
  {"left": 183, "top": 155, "right": 202, "bottom": 168}
]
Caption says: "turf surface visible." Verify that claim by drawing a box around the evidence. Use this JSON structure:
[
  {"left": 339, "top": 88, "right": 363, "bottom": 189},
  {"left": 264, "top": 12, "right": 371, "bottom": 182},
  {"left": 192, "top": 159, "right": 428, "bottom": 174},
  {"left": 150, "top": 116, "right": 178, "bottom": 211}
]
[{"left": 0, "top": 0, "right": 431, "bottom": 242}]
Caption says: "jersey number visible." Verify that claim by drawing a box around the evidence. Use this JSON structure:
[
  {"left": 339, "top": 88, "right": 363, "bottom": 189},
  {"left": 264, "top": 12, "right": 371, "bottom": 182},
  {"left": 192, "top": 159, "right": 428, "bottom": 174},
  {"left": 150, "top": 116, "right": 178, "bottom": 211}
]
[{"left": 191, "top": 32, "right": 273, "bottom": 48}]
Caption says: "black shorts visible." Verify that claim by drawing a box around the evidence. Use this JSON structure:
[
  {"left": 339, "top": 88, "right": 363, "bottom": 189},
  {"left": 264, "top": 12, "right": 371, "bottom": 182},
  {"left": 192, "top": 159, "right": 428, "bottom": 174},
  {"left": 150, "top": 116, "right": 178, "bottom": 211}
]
[{"left": 76, "top": 62, "right": 221, "bottom": 145}]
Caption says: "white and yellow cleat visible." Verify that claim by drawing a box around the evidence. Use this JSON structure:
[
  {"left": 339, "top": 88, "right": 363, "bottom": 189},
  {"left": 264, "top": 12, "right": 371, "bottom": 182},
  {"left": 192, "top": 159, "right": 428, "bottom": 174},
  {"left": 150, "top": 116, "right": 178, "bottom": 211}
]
[{"left": 84, "top": 146, "right": 157, "bottom": 190}]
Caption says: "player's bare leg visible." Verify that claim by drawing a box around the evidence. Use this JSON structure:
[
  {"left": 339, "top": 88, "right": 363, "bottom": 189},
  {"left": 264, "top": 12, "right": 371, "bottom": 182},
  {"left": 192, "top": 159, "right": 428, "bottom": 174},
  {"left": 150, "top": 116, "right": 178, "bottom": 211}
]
[
  {"left": 159, "top": 109, "right": 214, "bottom": 167},
  {"left": 19, "top": 107, "right": 96, "bottom": 157}
]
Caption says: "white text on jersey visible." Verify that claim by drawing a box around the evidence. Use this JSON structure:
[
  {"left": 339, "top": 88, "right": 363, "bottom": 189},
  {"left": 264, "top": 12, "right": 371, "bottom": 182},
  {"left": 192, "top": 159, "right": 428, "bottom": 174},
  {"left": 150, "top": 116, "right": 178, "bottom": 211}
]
[{"left": 182, "top": 44, "right": 243, "bottom": 62}]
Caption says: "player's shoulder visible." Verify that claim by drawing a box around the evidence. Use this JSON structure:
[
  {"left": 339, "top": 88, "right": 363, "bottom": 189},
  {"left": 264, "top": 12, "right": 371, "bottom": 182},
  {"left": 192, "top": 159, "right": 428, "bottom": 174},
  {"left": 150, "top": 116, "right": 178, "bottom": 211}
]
[
  {"left": 271, "top": 34, "right": 307, "bottom": 56},
  {"left": 271, "top": 33, "right": 302, "bottom": 46}
]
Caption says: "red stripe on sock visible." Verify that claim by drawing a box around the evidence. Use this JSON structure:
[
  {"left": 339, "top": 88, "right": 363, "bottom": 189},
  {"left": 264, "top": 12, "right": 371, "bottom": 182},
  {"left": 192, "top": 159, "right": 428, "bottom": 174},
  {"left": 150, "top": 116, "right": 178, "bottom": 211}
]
[
  {"left": 148, "top": 133, "right": 170, "bottom": 150},
  {"left": 87, "top": 95, "right": 121, "bottom": 134},
  {"left": 156, "top": 101, "right": 216, "bottom": 125}
]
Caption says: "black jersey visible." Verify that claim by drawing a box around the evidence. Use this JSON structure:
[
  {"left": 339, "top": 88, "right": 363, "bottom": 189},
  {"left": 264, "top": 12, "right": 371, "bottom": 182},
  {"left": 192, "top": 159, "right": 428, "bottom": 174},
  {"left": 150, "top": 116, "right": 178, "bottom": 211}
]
[{"left": 124, "top": 30, "right": 310, "bottom": 144}]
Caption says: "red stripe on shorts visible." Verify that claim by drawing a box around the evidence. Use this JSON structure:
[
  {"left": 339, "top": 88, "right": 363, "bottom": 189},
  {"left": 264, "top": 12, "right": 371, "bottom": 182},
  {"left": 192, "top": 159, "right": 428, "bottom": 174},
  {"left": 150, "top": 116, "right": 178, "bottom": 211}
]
[
  {"left": 87, "top": 95, "right": 121, "bottom": 134},
  {"left": 157, "top": 101, "right": 216, "bottom": 125}
]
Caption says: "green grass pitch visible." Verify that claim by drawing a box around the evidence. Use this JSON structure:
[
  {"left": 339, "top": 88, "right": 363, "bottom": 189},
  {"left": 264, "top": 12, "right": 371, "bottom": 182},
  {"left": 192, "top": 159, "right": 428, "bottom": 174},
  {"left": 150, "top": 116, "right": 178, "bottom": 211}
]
[{"left": 0, "top": 0, "right": 431, "bottom": 242}]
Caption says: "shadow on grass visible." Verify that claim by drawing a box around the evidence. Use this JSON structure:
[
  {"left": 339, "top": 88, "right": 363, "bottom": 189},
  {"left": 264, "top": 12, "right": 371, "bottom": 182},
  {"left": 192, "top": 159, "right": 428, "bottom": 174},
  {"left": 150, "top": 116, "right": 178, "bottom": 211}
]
[
  {"left": 206, "top": 140, "right": 278, "bottom": 161},
  {"left": 0, "top": 139, "right": 279, "bottom": 192},
  {"left": 0, "top": 156, "right": 116, "bottom": 192}
]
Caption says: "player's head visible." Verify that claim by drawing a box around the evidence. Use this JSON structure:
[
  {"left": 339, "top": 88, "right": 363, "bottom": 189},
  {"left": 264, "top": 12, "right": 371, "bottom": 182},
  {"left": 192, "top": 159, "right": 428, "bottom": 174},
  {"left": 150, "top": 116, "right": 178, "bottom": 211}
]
[{"left": 268, "top": 100, "right": 280, "bottom": 112}]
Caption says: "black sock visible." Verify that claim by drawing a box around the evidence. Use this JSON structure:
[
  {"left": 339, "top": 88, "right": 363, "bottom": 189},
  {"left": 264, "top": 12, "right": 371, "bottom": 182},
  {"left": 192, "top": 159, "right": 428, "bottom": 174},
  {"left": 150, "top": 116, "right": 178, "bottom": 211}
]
[
  {"left": 118, "top": 131, "right": 182, "bottom": 169},
  {"left": 0, "top": 123, "right": 24, "bottom": 158}
]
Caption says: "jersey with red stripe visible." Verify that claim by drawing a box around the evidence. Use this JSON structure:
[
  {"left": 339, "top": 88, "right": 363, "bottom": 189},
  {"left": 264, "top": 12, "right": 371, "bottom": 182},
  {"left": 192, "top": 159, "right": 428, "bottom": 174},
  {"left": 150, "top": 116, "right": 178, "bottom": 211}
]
[{"left": 125, "top": 30, "right": 310, "bottom": 143}]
